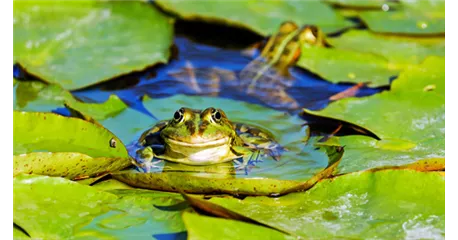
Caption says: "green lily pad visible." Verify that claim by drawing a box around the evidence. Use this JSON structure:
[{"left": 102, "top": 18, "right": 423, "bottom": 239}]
[
  {"left": 14, "top": 1, "right": 173, "bottom": 90},
  {"left": 112, "top": 145, "right": 343, "bottom": 196},
  {"left": 359, "top": 0, "right": 445, "bottom": 35},
  {"left": 208, "top": 170, "right": 444, "bottom": 239},
  {"left": 183, "top": 211, "right": 293, "bottom": 240},
  {"left": 14, "top": 152, "right": 131, "bottom": 180},
  {"left": 79, "top": 189, "right": 186, "bottom": 238},
  {"left": 14, "top": 80, "right": 127, "bottom": 120},
  {"left": 92, "top": 178, "right": 134, "bottom": 191},
  {"left": 324, "top": 0, "right": 397, "bottom": 8},
  {"left": 13, "top": 111, "right": 129, "bottom": 158},
  {"left": 154, "top": 0, "right": 354, "bottom": 36},
  {"left": 300, "top": 56, "right": 444, "bottom": 173},
  {"left": 13, "top": 174, "right": 118, "bottom": 239},
  {"left": 328, "top": 29, "right": 445, "bottom": 64},
  {"left": 182, "top": 193, "right": 292, "bottom": 235},
  {"left": 13, "top": 225, "right": 30, "bottom": 239},
  {"left": 296, "top": 44, "right": 400, "bottom": 86}
]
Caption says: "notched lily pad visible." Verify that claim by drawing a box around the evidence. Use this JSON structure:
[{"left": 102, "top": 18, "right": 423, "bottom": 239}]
[
  {"left": 112, "top": 145, "right": 343, "bottom": 196},
  {"left": 14, "top": 152, "right": 131, "bottom": 180},
  {"left": 13, "top": 111, "right": 129, "bottom": 158},
  {"left": 181, "top": 193, "right": 291, "bottom": 235},
  {"left": 300, "top": 108, "right": 381, "bottom": 140},
  {"left": 301, "top": 56, "right": 444, "bottom": 173},
  {"left": 206, "top": 169, "right": 444, "bottom": 239},
  {"left": 154, "top": 0, "right": 354, "bottom": 36},
  {"left": 182, "top": 211, "right": 293, "bottom": 240},
  {"left": 14, "top": 1, "right": 174, "bottom": 90}
]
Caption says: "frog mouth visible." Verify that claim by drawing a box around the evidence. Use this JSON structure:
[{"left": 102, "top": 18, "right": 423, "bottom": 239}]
[{"left": 164, "top": 136, "right": 230, "bottom": 147}]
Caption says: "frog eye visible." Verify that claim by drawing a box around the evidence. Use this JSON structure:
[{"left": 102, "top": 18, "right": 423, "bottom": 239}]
[
  {"left": 173, "top": 110, "right": 183, "bottom": 122},
  {"left": 212, "top": 110, "right": 222, "bottom": 122},
  {"left": 310, "top": 26, "right": 319, "bottom": 37}
]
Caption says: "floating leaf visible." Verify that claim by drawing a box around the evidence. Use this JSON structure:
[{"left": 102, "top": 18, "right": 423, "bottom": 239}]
[
  {"left": 207, "top": 170, "right": 444, "bottom": 239},
  {"left": 13, "top": 174, "right": 117, "bottom": 239},
  {"left": 13, "top": 111, "right": 129, "bottom": 158},
  {"left": 328, "top": 29, "right": 445, "bottom": 64},
  {"left": 181, "top": 193, "right": 291, "bottom": 235},
  {"left": 112, "top": 145, "right": 343, "bottom": 196},
  {"left": 78, "top": 189, "right": 186, "bottom": 238},
  {"left": 13, "top": 225, "right": 30, "bottom": 239},
  {"left": 14, "top": 1, "right": 173, "bottom": 90},
  {"left": 65, "top": 95, "right": 128, "bottom": 121},
  {"left": 296, "top": 45, "right": 400, "bottom": 86},
  {"left": 14, "top": 152, "right": 131, "bottom": 180},
  {"left": 359, "top": 0, "right": 445, "bottom": 35},
  {"left": 367, "top": 158, "right": 445, "bottom": 172},
  {"left": 324, "top": 0, "right": 398, "bottom": 8},
  {"left": 301, "top": 56, "right": 444, "bottom": 173},
  {"left": 92, "top": 178, "right": 134, "bottom": 190},
  {"left": 154, "top": 0, "right": 354, "bottom": 36},
  {"left": 182, "top": 211, "right": 293, "bottom": 240},
  {"left": 14, "top": 80, "right": 128, "bottom": 120}
]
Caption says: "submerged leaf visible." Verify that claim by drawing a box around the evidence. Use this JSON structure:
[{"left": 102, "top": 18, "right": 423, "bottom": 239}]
[
  {"left": 14, "top": 1, "right": 173, "bottom": 90},
  {"left": 302, "top": 56, "right": 444, "bottom": 173},
  {"left": 154, "top": 0, "right": 353, "bottom": 35}
]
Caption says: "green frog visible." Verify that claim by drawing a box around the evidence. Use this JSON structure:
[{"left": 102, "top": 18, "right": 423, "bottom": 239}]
[{"left": 134, "top": 107, "right": 283, "bottom": 172}]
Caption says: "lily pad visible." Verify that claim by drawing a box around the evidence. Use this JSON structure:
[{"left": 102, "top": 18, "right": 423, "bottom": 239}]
[
  {"left": 14, "top": 80, "right": 127, "bottom": 120},
  {"left": 359, "top": 0, "right": 445, "bottom": 35},
  {"left": 13, "top": 225, "right": 30, "bottom": 239},
  {"left": 13, "top": 152, "right": 131, "bottom": 180},
  {"left": 79, "top": 189, "right": 186, "bottom": 238},
  {"left": 296, "top": 45, "right": 400, "bottom": 86},
  {"left": 328, "top": 29, "right": 445, "bottom": 64},
  {"left": 207, "top": 169, "right": 445, "bottom": 239},
  {"left": 324, "top": 0, "right": 398, "bottom": 8},
  {"left": 13, "top": 174, "right": 117, "bottom": 239},
  {"left": 13, "top": 1, "right": 173, "bottom": 90},
  {"left": 14, "top": 111, "right": 129, "bottom": 158},
  {"left": 112, "top": 145, "right": 343, "bottom": 196},
  {"left": 182, "top": 211, "right": 293, "bottom": 240},
  {"left": 300, "top": 56, "right": 444, "bottom": 173},
  {"left": 154, "top": 0, "right": 354, "bottom": 36}
]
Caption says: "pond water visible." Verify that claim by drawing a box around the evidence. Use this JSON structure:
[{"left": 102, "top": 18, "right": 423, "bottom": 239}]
[{"left": 14, "top": 21, "right": 386, "bottom": 182}]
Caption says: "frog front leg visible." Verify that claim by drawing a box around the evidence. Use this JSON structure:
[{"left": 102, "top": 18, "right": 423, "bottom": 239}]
[
  {"left": 134, "top": 146, "right": 163, "bottom": 172},
  {"left": 134, "top": 120, "right": 169, "bottom": 172}
]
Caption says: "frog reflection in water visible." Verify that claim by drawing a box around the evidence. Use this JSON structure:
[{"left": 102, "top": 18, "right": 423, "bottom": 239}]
[{"left": 135, "top": 107, "right": 284, "bottom": 173}]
